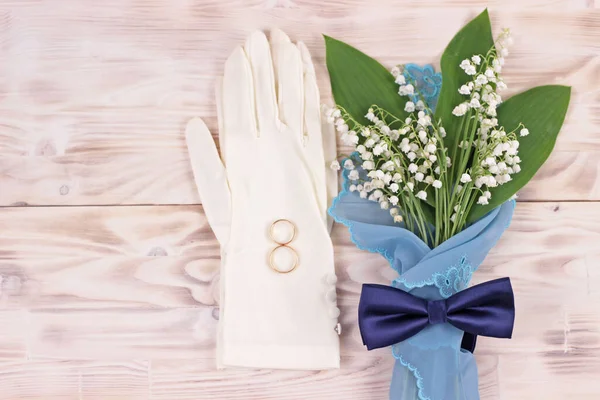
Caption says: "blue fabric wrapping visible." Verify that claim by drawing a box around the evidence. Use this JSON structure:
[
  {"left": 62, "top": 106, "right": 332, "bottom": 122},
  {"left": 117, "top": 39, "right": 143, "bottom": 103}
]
[
  {"left": 328, "top": 64, "right": 516, "bottom": 400},
  {"left": 330, "top": 167, "right": 515, "bottom": 400}
]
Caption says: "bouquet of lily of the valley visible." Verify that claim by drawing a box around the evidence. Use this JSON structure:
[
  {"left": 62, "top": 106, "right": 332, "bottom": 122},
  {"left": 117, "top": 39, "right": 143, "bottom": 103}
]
[{"left": 325, "top": 9, "right": 570, "bottom": 400}]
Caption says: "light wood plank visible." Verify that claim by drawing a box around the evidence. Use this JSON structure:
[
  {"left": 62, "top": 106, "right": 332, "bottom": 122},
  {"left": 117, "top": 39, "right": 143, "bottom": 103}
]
[
  {"left": 0, "top": 311, "right": 27, "bottom": 360},
  {"left": 0, "top": 6, "right": 598, "bottom": 205},
  {"left": 0, "top": 257, "right": 220, "bottom": 309},
  {"left": 0, "top": 205, "right": 219, "bottom": 309},
  {"left": 0, "top": 205, "right": 213, "bottom": 259},
  {"left": 0, "top": 359, "right": 149, "bottom": 400},
  {"left": 25, "top": 308, "right": 218, "bottom": 361},
  {"left": 519, "top": 151, "right": 600, "bottom": 201}
]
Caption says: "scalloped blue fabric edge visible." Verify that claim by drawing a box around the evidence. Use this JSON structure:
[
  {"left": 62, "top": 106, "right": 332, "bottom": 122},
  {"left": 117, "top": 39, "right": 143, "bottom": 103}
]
[{"left": 328, "top": 173, "right": 396, "bottom": 266}]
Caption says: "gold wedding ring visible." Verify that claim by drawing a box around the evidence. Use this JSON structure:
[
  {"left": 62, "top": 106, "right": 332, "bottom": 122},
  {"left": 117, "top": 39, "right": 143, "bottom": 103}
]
[
  {"left": 268, "top": 219, "right": 299, "bottom": 274},
  {"left": 269, "top": 245, "right": 299, "bottom": 274},
  {"left": 269, "top": 219, "right": 297, "bottom": 245}
]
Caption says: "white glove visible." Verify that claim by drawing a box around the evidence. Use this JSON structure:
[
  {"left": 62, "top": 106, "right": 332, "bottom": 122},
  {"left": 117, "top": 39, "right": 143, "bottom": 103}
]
[{"left": 185, "top": 28, "right": 340, "bottom": 370}]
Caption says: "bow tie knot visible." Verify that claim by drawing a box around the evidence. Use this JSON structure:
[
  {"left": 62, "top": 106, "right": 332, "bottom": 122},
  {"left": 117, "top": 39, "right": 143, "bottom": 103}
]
[
  {"left": 427, "top": 300, "right": 448, "bottom": 325},
  {"left": 358, "top": 277, "right": 515, "bottom": 351}
]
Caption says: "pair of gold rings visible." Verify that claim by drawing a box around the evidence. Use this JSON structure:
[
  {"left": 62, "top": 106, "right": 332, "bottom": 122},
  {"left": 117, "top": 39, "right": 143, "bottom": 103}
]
[{"left": 268, "top": 219, "right": 299, "bottom": 274}]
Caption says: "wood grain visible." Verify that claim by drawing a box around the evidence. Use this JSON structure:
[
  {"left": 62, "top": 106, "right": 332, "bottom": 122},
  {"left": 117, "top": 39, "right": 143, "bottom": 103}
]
[
  {"left": 0, "top": 359, "right": 150, "bottom": 400},
  {"left": 0, "top": 3, "right": 598, "bottom": 205},
  {"left": 0, "top": 0, "right": 599, "bottom": 399}
]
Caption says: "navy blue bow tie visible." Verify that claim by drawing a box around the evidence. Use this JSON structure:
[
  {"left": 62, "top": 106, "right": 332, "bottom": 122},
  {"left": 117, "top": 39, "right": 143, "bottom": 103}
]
[{"left": 358, "top": 277, "right": 515, "bottom": 351}]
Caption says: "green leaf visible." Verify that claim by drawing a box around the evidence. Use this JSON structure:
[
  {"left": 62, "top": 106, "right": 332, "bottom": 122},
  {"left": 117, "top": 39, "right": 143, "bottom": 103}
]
[
  {"left": 324, "top": 35, "right": 408, "bottom": 125},
  {"left": 467, "top": 85, "right": 572, "bottom": 222},
  {"left": 434, "top": 9, "right": 494, "bottom": 161}
]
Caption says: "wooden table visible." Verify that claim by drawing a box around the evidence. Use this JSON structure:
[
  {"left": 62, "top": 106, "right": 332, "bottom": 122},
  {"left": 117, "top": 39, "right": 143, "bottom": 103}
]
[{"left": 0, "top": 0, "right": 599, "bottom": 398}]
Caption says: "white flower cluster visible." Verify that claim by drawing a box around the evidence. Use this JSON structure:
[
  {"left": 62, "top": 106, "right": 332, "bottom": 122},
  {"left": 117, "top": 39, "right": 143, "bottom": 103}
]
[
  {"left": 326, "top": 107, "right": 360, "bottom": 146},
  {"left": 452, "top": 29, "right": 513, "bottom": 118},
  {"left": 449, "top": 28, "right": 528, "bottom": 208},
  {"left": 327, "top": 100, "right": 448, "bottom": 224},
  {"left": 470, "top": 128, "right": 523, "bottom": 205}
]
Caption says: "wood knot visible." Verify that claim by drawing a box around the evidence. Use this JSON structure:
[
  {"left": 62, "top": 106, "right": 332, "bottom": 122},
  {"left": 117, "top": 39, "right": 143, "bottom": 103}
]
[
  {"left": 34, "top": 139, "right": 57, "bottom": 156},
  {"left": 147, "top": 247, "right": 168, "bottom": 256},
  {"left": 0, "top": 274, "right": 22, "bottom": 297}
]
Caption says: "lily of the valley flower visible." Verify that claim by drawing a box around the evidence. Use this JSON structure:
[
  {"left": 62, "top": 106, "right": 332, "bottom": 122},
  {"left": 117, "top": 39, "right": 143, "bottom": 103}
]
[{"left": 326, "top": 27, "right": 526, "bottom": 245}]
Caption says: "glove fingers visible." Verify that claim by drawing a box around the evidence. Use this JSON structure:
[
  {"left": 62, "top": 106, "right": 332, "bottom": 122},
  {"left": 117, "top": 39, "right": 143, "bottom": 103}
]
[
  {"left": 215, "top": 77, "right": 227, "bottom": 164},
  {"left": 298, "top": 40, "right": 329, "bottom": 223},
  {"left": 185, "top": 118, "right": 231, "bottom": 245},
  {"left": 222, "top": 46, "right": 257, "bottom": 139},
  {"left": 244, "top": 31, "right": 278, "bottom": 133},
  {"left": 271, "top": 28, "right": 304, "bottom": 140},
  {"left": 298, "top": 40, "right": 338, "bottom": 231}
]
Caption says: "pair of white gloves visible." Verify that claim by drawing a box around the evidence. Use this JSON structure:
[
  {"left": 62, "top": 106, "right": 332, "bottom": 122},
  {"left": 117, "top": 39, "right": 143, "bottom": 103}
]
[{"left": 185, "top": 29, "right": 340, "bottom": 370}]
